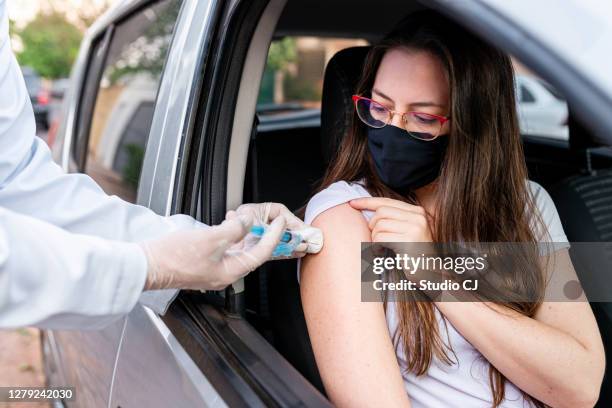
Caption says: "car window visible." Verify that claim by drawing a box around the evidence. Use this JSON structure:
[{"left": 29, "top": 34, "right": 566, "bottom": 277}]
[
  {"left": 82, "top": 0, "right": 182, "bottom": 203},
  {"left": 519, "top": 84, "right": 536, "bottom": 103},
  {"left": 257, "top": 37, "right": 368, "bottom": 117},
  {"left": 21, "top": 70, "right": 41, "bottom": 96},
  {"left": 73, "top": 37, "right": 107, "bottom": 167}
]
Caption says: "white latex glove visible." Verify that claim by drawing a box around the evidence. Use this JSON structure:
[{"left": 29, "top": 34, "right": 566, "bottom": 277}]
[
  {"left": 140, "top": 213, "right": 286, "bottom": 291},
  {"left": 225, "top": 202, "right": 323, "bottom": 258}
]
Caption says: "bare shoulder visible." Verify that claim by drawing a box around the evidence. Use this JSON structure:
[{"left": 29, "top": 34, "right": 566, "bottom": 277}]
[
  {"left": 301, "top": 203, "right": 370, "bottom": 293},
  {"left": 311, "top": 202, "right": 371, "bottom": 244}
]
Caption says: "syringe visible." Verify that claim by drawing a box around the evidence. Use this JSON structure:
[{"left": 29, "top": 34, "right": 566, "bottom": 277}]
[{"left": 249, "top": 225, "right": 302, "bottom": 257}]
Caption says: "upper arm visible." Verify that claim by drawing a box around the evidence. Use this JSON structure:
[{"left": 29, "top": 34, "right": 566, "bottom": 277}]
[{"left": 300, "top": 203, "right": 411, "bottom": 407}]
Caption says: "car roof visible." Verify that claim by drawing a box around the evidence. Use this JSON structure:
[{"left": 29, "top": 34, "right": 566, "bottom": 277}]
[
  {"left": 478, "top": 0, "right": 612, "bottom": 107},
  {"left": 275, "top": 0, "right": 426, "bottom": 41}
]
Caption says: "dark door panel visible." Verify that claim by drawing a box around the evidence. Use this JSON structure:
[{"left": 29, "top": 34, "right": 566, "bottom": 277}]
[{"left": 164, "top": 295, "right": 332, "bottom": 407}]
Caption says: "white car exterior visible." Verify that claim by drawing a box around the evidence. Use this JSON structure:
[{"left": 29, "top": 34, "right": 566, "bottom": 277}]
[{"left": 516, "top": 74, "right": 569, "bottom": 140}]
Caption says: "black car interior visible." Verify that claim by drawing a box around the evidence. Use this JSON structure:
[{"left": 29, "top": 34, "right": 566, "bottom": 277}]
[
  {"left": 548, "top": 118, "right": 612, "bottom": 406},
  {"left": 240, "top": 5, "right": 612, "bottom": 405}
]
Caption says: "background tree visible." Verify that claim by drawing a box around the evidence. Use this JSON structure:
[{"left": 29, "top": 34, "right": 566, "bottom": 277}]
[
  {"left": 73, "top": 0, "right": 113, "bottom": 30},
  {"left": 266, "top": 37, "right": 297, "bottom": 103},
  {"left": 8, "top": 18, "right": 16, "bottom": 38},
  {"left": 15, "top": 11, "right": 82, "bottom": 79}
]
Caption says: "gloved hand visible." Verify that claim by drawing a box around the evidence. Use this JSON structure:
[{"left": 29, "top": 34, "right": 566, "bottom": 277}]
[
  {"left": 140, "top": 213, "right": 286, "bottom": 291},
  {"left": 225, "top": 202, "right": 323, "bottom": 258}
]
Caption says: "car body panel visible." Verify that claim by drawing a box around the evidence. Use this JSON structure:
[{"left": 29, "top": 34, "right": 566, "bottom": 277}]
[
  {"left": 109, "top": 0, "right": 228, "bottom": 405},
  {"left": 110, "top": 306, "right": 225, "bottom": 407},
  {"left": 49, "top": 319, "right": 128, "bottom": 407},
  {"left": 45, "top": 0, "right": 222, "bottom": 406}
]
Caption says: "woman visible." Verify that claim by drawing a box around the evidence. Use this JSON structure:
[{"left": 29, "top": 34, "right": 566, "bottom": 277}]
[{"left": 298, "top": 10, "right": 605, "bottom": 408}]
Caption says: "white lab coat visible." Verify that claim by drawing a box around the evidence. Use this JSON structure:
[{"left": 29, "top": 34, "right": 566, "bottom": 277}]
[{"left": 0, "top": 0, "right": 201, "bottom": 329}]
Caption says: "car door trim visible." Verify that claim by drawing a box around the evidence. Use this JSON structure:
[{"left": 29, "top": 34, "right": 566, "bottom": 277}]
[{"left": 138, "top": 0, "right": 217, "bottom": 213}]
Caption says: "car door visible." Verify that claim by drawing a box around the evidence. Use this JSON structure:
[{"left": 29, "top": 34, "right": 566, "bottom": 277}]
[
  {"left": 110, "top": 0, "right": 331, "bottom": 406},
  {"left": 43, "top": 1, "right": 185, "bottom": 407},
  {"left": 106, "top": 0, "right": 230, "bottom": 406},
  {"left": 43, "top": 25, "right": 125, "bottom": 408}
]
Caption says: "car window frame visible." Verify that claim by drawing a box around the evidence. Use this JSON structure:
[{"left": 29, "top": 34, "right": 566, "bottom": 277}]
[
  {"left": 154, "top": 0, "right": 332, "bottom": 405},
  {"left": 520, "top": 83, "right": 536, "bottom": 103},
  {"left": 72, "top": 28, "right": 113, "bottom": 171},
  {"left": 72, "top": 0, "right": 184, "bottom": 177}
]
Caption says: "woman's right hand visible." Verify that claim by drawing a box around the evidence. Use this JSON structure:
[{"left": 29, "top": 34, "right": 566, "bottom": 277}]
[
  {"left": 350, "top": 197, "right": 447, "bottom": 300},
  {"left": 348, "top": 197, "right": 433, "bottom": 243}
]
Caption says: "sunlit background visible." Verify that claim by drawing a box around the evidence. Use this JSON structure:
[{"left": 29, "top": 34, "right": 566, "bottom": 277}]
[{"left": 8, "top": 0, "right": 119, "bottom": 28}]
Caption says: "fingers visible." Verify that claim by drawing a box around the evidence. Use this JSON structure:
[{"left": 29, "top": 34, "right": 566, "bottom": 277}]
[
  {"left": 367, "top": 205, "right": 425, "bottom": 230},
  {"left": 349, "top": 196, "right": 433, "bottom": 243},
  {"left": 349, "top": 197, "right": 423, "bottom": 213},
  {"left": 265, "top": 202, "right": 305, "bottom": 229},
  {"left": 222, "top": 215, "right": 287, "bottom": 276},
  {"left": 211, "top": 213, "right": 254, "bottom": 247},
  {"left": 371, "top": 218, "right": 414, "bottom": 236},
  {"left": 247, "top": 214, "right": 286, "bottom": 260},
  {"left": 371, "top": 232, "right": 404, "bottom": 242},
  {"left": 243, "top": 202, "right": 305, "bottom": 230}
]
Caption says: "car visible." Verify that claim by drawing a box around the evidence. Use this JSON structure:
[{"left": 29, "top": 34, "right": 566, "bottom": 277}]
[
  {"left": 21, "top": 66, "right": 50, "bottom": 130},
  {"left": 47, "top": 0, "right": 612, "bottom": 406},
  {"left": 516, "top": 74, "right": 569, "bottom": 141},
  {"left": 48, "top": 79, "right": 70, "bottom": 123}
]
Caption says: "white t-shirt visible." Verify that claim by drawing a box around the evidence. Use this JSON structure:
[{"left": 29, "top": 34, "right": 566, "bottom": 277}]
[{"left": 297, "top": 179, "right": 569, "bottom": 408}]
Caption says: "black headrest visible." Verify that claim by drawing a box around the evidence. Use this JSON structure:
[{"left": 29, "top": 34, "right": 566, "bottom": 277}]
[
  {"left": 320, "top": 46, "right": 371, "bottom": 164},
  {"left": 568, "top": 107, "right": 602, "bottom": 151}
]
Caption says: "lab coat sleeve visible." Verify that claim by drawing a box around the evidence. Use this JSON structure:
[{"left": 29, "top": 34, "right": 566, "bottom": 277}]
[
  {"left": 0, "top": 0, "right": 204, "bottom": 242},
  {"left": 0, "top": 207, "right": 148, "bottom": 330},
  {"left": 0, "top": 1, "right": 208, "bottom": 314}
]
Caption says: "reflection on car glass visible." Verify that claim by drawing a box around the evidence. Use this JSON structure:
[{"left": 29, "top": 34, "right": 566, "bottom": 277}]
[{"left": 85, "top": 0, "right": 181, "bottom": 203}]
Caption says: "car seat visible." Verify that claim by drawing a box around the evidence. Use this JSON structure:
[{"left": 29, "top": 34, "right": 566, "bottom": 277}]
[
  {"left": 248, "top": 46, "right": 372, "bottom": 394},
  {"left": 548, "top": 114, "right": 612, "bottom": 407}
]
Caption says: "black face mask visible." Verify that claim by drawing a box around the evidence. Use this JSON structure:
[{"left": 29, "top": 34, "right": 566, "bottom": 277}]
[{"left": 367, "top": 125, "right": 449, "bottom": 194}]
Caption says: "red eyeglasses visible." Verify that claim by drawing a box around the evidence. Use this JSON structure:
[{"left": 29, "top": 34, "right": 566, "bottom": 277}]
[{"left": 352, "top": 95, "right": 450, "bottom": 141}]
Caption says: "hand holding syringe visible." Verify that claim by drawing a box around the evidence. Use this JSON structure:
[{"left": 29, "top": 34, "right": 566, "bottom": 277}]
[
  {"left": 142, "top": 202, "right": 322, "bottom": 293},
  {"left": 225, "top": 202, "right": 323, "bottom": 260},
  {"left": 249, "top": 224, "right": 323, "bottom": 258}
]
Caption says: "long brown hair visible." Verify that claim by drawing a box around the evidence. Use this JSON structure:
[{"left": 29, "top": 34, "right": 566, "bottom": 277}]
[{"left": 311, "top": 10, "right": 546, "bottom": 407}]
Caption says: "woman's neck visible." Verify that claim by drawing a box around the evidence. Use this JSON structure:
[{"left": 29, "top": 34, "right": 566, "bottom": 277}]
[{"left": 414, "top": 180, "right": 439, "bottom": 215}]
